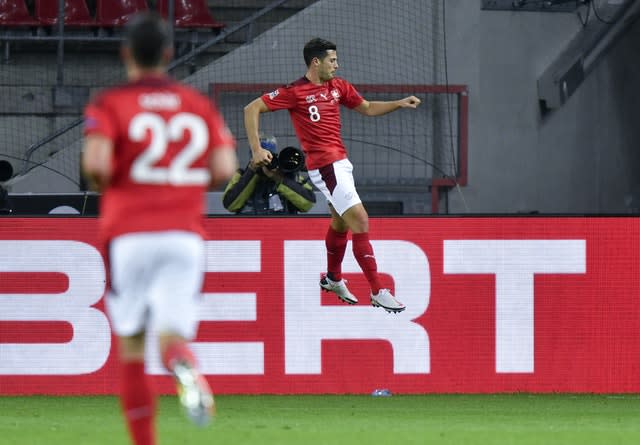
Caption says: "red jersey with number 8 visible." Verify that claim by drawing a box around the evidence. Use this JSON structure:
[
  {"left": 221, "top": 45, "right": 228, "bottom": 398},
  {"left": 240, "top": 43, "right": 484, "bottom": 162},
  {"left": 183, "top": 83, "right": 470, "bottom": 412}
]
[
  {"left": 84, "top": 75, "right": 235, "bottom": 243},
  {"left": 261, "top": 76, "right": 363, "bottom": 170}
]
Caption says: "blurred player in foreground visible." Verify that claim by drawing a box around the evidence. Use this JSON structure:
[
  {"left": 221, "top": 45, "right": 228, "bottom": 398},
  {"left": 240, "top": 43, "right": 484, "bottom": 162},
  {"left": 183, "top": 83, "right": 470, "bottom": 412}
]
[
  {"left": 244, "top": 37, "right": 420, "bottom": 313},
  {"left": 82, "top": 12, "right": 237, "bottom": 445}
]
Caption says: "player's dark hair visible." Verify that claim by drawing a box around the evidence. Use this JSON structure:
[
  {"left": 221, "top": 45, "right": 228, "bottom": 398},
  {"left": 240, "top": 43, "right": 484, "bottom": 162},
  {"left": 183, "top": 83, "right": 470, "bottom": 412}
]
[
  {"left": 124, "top": 12, "right": 172, "bottom": 68},
  {"left": 303, "top": 38, "right": 336, "bottom": 66}
]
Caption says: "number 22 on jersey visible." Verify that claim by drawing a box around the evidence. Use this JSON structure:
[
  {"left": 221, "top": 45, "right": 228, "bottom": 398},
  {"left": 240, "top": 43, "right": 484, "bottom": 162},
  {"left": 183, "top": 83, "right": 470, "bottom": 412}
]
[{"left": 129, "top": 111, "right": 210, "bottom": 186}]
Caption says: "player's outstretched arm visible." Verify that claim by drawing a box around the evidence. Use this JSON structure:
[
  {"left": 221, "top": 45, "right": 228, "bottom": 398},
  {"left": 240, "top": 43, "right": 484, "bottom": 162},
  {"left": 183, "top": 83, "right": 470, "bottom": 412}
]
[
  {"left": 355, "top": 95, "right": 422, "bottom": 117},
  {"left": 397, "top": 95, "right": 422, "bottom": 109},
  {"left": 81, "top": 134, "right": 113, "bottom": 192},
  {"left": 209, "top": 146, "right": 238, "bottom": 190},
  {"left": 244, "top": 97, "right": 274, "bottom": 167}
]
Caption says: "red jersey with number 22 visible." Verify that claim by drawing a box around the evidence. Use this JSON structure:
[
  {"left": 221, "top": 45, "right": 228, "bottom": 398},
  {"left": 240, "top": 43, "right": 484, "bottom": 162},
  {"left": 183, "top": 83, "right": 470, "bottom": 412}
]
[
  {"left": 261, "top": 76, "right": 363, "bottom": 170},
  {"left": 84, "top": 75, "right": 235, "bottom": 243}
]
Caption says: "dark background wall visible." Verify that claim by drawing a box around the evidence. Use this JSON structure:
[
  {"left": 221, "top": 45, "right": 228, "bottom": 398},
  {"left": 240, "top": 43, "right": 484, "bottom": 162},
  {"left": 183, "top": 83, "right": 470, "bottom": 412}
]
[{"left": 4, "top": 0, "right": 639, "bottom": 214}]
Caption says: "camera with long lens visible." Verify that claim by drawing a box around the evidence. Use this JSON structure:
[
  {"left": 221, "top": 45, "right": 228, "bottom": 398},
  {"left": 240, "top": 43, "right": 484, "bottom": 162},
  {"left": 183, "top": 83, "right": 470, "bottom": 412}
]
[
  {"left": 266, "top": 154, "right": 279, "bottom": 170},
  {"left": 266, "top": 146, "right": 305, "bottom": 173}
]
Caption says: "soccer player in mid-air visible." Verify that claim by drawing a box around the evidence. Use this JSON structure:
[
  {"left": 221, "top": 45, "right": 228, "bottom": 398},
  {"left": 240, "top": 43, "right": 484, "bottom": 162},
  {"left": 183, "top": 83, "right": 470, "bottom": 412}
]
[
  {"left": 82, "top": 12, "right": 237, "bottom": 445},
  {"left": 244, "top": 37, "right": 421, "bottom": 313}
]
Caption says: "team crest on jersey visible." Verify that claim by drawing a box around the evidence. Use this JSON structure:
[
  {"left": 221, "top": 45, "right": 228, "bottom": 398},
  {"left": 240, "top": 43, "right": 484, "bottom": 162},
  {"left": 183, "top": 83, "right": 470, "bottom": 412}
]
[
  {"left": 330, "top": 89, "right": 341, "bottom": 104},
  {"left": 268, "top": 89, "right": 279, "bottom": 99}
]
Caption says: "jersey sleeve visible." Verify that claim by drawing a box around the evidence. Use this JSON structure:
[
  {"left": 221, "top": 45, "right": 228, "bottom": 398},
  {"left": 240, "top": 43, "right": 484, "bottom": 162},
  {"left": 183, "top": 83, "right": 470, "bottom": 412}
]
[
  {"left": 83, "top": 95, "right": 117, "bottom": 141},
  {"left": 339, "top": 80, "right": 364, "bottom": 109},
  {"left": 261, "top": 86, "right": 297, "bottom": 111},
  {"left": 207, "top": 102, "right": 236, "bottom": 150}
]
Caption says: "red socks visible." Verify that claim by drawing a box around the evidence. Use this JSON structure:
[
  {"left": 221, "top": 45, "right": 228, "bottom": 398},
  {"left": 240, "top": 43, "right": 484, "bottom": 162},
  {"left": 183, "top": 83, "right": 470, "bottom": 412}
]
[
  {"left": 325, "top": 226, "right": 348, "bottom": 281},
  {"left": 119, "top": 342, "right": 197, "bottom": 445},
  {"left": 120, "top": 361, "right": 155, "bottom": 445},
  {"left": 161, "top": 340, "right": 197, "bottom": 371},
  {"left": 352, "top": 232, "right": 382, "bottom": 295},
  {"left": 326, "top": 228, "right": 382, "bottom": 294}
]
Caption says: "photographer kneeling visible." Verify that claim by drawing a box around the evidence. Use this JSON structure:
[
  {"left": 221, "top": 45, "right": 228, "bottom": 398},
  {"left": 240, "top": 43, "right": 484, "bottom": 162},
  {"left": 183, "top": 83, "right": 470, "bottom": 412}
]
[{"left": 222, "top": 136, "right": 316, "bottom": 214}]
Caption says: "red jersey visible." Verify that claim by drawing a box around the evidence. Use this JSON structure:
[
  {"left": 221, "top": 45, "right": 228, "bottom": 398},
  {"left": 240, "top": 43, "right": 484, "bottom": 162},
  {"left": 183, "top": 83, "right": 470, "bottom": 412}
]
[
  {"left": 261, "top": 76, "right": 363, "bottom": 170},
  {"left": 84, "top": 75, "right": 235, "bottom": 243}
]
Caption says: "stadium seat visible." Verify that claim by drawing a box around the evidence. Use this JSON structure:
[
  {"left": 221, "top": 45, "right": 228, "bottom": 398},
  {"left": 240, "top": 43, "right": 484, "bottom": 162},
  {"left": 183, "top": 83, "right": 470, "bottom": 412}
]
[
  {"left": 157, "top": 0, "right": 225, "bottom": 29},
  {"left": 35, "top": 0, "right": 95, "bottom": 26},
  {"left": 0, "top": 0, "right": 39, "bottom": 26},
  {"left": 96, "top": 0, "right": 149, "bottom": 27}
]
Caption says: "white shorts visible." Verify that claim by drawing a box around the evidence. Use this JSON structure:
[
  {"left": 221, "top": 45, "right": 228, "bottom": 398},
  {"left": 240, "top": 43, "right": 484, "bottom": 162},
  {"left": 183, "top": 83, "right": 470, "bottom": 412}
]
[
  {"left": 106, "top": 230, "right": 205, "bottom": 340},
  {"left": 308, "top": 158, "right": 362, "bottom": 216}
]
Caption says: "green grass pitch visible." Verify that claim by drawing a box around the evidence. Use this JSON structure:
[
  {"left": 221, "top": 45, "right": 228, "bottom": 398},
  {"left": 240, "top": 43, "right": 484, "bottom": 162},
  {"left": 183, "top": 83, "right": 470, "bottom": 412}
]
[{"left": 2, "top": 394, "right": 640, "bottom": 445}]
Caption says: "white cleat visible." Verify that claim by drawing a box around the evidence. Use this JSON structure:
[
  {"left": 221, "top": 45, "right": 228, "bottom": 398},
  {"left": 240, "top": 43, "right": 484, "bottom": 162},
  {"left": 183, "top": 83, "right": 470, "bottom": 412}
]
[
  {"left": 173, "top": 362, "right": 215, "bottom": 427},
  {"left": 371, "top": 289, "right": 406, "bottom": 313},
  {"left": 319, "top": 275, "right": 359, "bottom": 304}
]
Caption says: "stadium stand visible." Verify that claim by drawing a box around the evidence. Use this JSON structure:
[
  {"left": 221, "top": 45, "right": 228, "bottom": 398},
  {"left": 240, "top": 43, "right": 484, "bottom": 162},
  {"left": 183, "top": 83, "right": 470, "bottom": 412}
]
[
  {"left": 95, "top": 0, "right": 150, "bottom": 27},
  {"left": 157, "top": 0, "right": 225, "bottom": 29},
  {"left": 3, "top": 1, "right": 452, "bottom": 214},
  {"left": 0, "top": 0, "right": 39, "bottom": 26},
  {"left": 35, "top": 0, "right": 95, "bottom": 26}
]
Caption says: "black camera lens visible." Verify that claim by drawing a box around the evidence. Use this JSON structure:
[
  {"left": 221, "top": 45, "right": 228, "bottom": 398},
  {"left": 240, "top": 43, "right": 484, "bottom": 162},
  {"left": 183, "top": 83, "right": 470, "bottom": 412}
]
[{"left": 278, "top": 147, "right": 305, "bottom": 173}]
